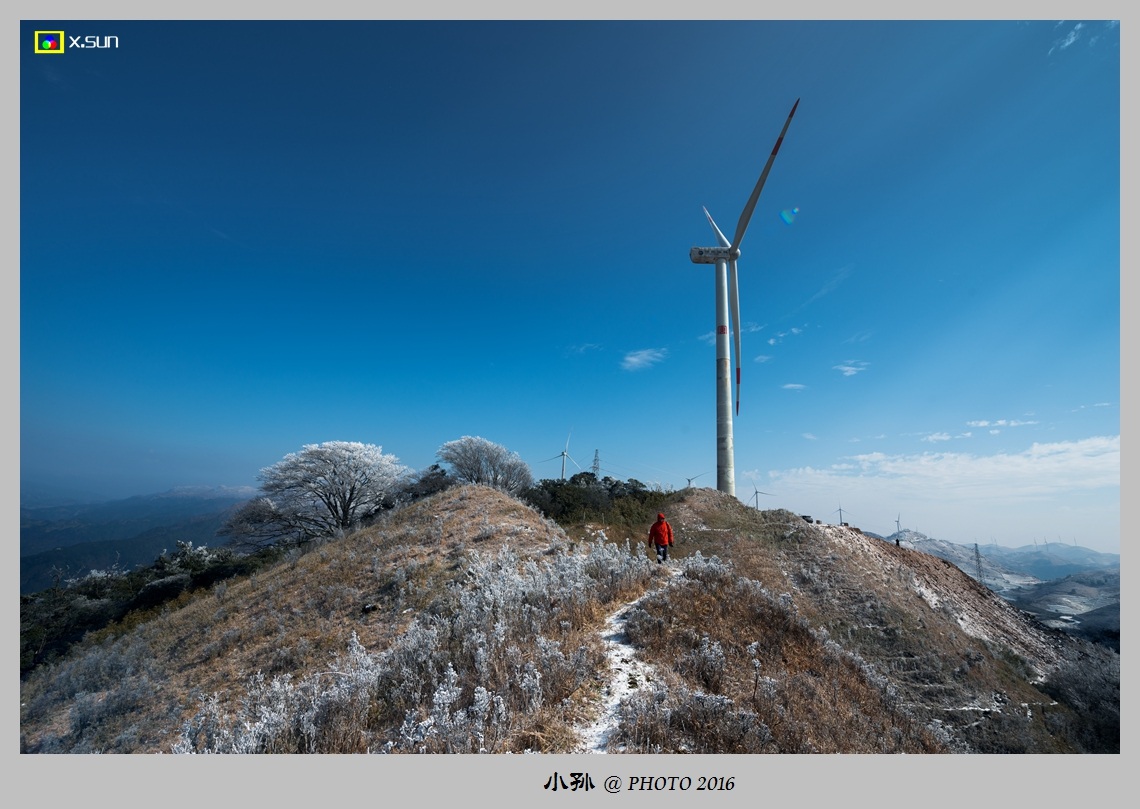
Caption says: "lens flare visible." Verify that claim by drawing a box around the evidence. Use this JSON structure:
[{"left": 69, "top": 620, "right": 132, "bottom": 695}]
[{"left": 779, "top": 207, "right": 800, "bottom": 225}]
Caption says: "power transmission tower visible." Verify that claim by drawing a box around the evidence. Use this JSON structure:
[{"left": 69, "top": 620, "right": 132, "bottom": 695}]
[
  {"left": 974, "top": 543, "right": 985, "bottom": 586},
  {"left": 592, "top": 450, "right": 600, "bottom": 478}
]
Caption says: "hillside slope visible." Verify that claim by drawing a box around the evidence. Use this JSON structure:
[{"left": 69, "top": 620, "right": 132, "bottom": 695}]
[{"left": 19, "top": 486, "right": 1118, "bottom": 753}]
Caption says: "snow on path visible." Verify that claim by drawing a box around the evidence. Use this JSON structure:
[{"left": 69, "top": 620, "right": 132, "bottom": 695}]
[{"left": 572, "top": 566, "right": 680, "bottom": 754}]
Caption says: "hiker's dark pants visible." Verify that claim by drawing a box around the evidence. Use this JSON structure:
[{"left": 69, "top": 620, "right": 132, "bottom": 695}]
[{"left": 655, "top": 544, "right": 669, "bottom": 563}]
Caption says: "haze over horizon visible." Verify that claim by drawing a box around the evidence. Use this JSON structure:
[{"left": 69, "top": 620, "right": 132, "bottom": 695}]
[{"left": 19, "top": 20, "right": 1120, "bottom": 552}]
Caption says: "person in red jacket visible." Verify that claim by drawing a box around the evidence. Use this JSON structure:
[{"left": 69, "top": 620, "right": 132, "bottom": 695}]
[{"left": 647, "top": 512, "right": 674, "bottom": 563}]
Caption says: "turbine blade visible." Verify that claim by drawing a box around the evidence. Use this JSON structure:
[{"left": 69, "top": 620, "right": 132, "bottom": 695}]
[
  {"left": 731, "top": 98, "right": 799, "bottom": 252},
  {"left": 728, "top": 259, "right": 742, "bottom": 414},
  {"left": 703, "top": 206, "right": 731, "bottom": 248}
]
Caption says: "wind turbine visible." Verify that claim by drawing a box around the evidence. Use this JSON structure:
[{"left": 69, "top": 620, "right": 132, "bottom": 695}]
[
  {"left": 686, "top": 472, "right": 710, "bottom": 488},
  {"left": 690, "top": 99, "right": 800, "bottom": 497},
  {"left": 749, "top": 484, "right": 774, "bottom": 509},
  {"left": 541, "top": 432, "right": 579, "bottom": 480},
  {"left": 895, "top": 514, "right": 902, "bottom": 533}
]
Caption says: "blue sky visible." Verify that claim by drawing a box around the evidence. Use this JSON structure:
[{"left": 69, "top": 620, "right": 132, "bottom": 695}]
[{"left": 18, "top": 19, "right": 1121, "bottom": 551}]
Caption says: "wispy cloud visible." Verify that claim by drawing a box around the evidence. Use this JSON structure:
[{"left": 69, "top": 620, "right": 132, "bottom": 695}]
[
  {"left": 1071, "top": 402, "right": 1115, "bottom": 412},
  {"left": 700, "top": 322, "right": 766, "bottom": 347},
  {"left": 1048, "top": 21, "right": 1108, "bottom": 55},
  {"left": 923, "top": 432, "right": 952, "bottom": 443},
  {"left": 795, "top": 265, "right": 852, "bottom": 312},
  {"left": 833, "top": 360, "right": 869, "bottom": 377},
  {"left": 565, "top": 343, "right": 602, "bottom": 356},
  {"left": 767, "top": 327, "right": 803, "bottom": 346},
  {"left": 783, "top": 383, "right": 806, "bottom": 391},
  {"left": 621, "top": 348, "right": 668, "bottom": 371},
  {"left": 753, "top": 355, "right": 773, "bottom": 364},
  {"left": 1049, "top": 21, "right": 1083, "bottom": 54},
  {"left": 966, "top": 419, "right": 1039, "bottom": 428},
  {"left": 802, "top": 433, "right": 818, "bottom": 441}
]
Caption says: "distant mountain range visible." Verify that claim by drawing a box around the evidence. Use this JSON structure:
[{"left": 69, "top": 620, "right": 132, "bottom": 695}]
[
  {"left": 866, "top": 528, "right": 1120, "bottom": 652},
  {"left": 20, "top": 486, "right": 257, "bottom": 594}
]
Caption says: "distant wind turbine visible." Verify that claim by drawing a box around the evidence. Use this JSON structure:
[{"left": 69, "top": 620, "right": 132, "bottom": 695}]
[
  {"left": 686, "top": 472, "right": 710, "bottom": 488},
  {"left": 690, "top": 99, "right": 800, "bottom": 497},
  {"left": 541, "top": 432, "right": 580, "bottom": 480},
  {"left": 895, "top": 513, "right": 902, "bottom": 533},
  {"left": 750, "top": 484, "right": 775, "bottom": 508}
]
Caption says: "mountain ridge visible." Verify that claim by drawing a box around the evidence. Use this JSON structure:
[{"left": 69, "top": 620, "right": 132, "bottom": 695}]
[{"left": 20, "top": 484, "right": 1118, "bottom": 753}]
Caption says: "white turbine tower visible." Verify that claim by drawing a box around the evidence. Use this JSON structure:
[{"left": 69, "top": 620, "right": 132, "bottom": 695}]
[{"left": 690, "top": 99, "right": 799, "bottom": 497}]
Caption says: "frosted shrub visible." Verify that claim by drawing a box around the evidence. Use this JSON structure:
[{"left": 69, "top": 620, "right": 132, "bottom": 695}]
[
  {"left": 677, "top": 551, "right": 735, "bottom": 587},
  {"left": 69, "top": 673, "right": 156, "bottom": 740},
  {"left": 517, "top": 661, "right": 543, "bottom": 712},
  {"left": 679, "top": 634, "right": 727, "bottom": 693},
  {"left": 625, "top": 606, "right": 667, "bottom": 642},
  {"left": 39, "top": 634, "right": 153, "bottom": 710},
  {"left": 178, "top": 634, "right": 386, "bottom": 753},
  {"left": 613, "top": 684, "right": 773, "bottom": 754},
  {"left": 613, "top": 684, "right": 672, "bottom": 753},
  {"left": 374, "top": 620, "right": 444, "bottom": 716}
]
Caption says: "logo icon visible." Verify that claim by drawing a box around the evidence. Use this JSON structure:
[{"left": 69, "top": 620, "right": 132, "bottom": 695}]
[{"left": 34, "top": 31, "right": 65, "bottom": 54}]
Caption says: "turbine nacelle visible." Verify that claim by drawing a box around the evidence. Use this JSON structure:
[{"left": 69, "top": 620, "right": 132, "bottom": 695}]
[{"left": 689, "top": 246, "right": 740, "bottom": 264}]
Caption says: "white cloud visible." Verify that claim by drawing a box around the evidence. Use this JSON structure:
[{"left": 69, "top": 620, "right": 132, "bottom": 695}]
[
  {"left": 1049, "top": 22, "right": 1084, "bottom": 55},
  {"left": 802, "top": 433, "right": 818, "bottom": 441},
  {"left": 833, "top": 360, "right": 869, "bottom": 377},
  {"left": 767, "top": 326, "right": 804, "bottom": 346},
  {"left": 764, "top": 436, "right": 1120, "bottom": 550},
  {"left": 798, "top": 266, "right": 851, "bottom": 310},
  {"left": 783, "top": 383, "right": 806, "bottom": 391},
  {"left": 837, "top": 437, "right": 1118, "bottom": 495},
  {"left": 701, "top": 323, "right": 765, "bottom": 346},
  {"left": 753, "top": 355, "right": 772, "bottom": 364},
  {"left": 1073, "top": 402, "right": 1115, "bottom": 412},
  {"left": 966, "top": 418, "right": 1038, "bottom": 428},
  {"left": 621, "top": 348, "right": 668, "bottom": 371},
  {"left": 565, "top": 343, "right": 601, "bottom": 356},
  {"left": 923, "top": 433, "right": 951, "bottom": 443}
]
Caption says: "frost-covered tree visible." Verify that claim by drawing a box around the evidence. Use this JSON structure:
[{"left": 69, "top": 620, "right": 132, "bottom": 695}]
[
  {"left": 221, "top": 441, "right": 408, "bottom": 547},
  {"left": 437, "top": 436, "right": 533, "bottom": 495}
]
